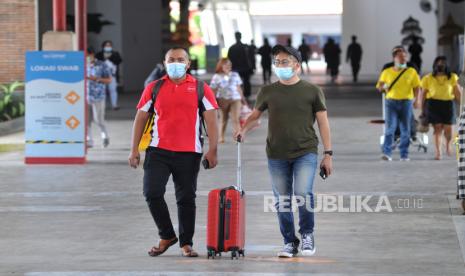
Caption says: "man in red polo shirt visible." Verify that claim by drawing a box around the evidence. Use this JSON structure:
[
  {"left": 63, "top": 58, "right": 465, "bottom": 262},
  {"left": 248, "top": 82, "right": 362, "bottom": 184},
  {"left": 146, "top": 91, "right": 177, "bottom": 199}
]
[{"left": 128, "top": 47, "right": 219, "bottom": 257}]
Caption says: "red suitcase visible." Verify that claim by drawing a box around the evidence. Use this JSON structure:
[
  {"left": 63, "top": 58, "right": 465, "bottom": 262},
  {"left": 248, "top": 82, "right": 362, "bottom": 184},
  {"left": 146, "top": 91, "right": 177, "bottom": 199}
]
[{"left": 206, "top": 139, "right": 245, "bottom": 259}]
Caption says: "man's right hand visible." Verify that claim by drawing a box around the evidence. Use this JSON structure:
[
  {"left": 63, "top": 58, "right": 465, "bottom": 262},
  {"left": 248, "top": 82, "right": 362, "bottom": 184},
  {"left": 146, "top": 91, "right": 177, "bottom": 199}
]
[
  {"left": 234, "top": 129, "right": 245, "bottom": 142},
  {"left": 128, "top": 150, "right": 140, "bottom": 169}
]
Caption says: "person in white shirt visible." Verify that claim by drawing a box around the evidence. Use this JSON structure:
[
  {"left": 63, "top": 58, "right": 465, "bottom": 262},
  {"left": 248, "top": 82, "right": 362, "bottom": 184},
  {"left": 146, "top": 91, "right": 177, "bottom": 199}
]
[{"left": 210, "top": 58, "right": 247, "bottom": 143}]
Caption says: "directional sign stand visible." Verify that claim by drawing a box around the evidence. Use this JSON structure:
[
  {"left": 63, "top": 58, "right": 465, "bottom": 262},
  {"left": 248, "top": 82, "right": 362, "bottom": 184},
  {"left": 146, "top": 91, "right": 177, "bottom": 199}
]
[{"left": 25, "top": 51, "right": 86, "bottom": 164}]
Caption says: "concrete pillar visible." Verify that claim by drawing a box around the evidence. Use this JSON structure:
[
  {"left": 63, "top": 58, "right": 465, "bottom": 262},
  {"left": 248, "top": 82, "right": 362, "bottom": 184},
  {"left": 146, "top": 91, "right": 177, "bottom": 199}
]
[
  {"left": 53, "top": 0, "right": 66, "bottom": 31},
  {"left": 75, "top": 0, "right": 87, "bottom": 51},
  {"left": 42, "top": 0, "right": 75, "bottom": 50}
]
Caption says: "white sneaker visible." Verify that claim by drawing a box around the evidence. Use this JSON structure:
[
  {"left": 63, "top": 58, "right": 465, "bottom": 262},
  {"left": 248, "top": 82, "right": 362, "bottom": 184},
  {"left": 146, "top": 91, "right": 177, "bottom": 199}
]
[
  {"left": 301, "top": 233, "right": 316, "bottom": 256},
  {"left": 277, "top": 241, "right": 299, "bottom": 258},
  {"left": 381, "top": 154, "right": 392, "bottom": 161},
  {"left": 400, "top": 158, "right": 410, "bottom": 161}
]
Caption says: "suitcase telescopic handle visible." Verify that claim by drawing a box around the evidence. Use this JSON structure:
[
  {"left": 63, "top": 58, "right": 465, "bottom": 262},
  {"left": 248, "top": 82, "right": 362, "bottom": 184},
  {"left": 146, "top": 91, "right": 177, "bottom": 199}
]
[{"left": 237, "top": 136, "right": 242, "bottom": 191}]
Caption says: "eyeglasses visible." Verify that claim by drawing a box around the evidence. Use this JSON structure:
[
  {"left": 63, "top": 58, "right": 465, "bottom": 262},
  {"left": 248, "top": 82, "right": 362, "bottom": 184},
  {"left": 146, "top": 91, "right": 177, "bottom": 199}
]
[
  {"left": 273, "top": 59, "right": 293, "bottom": 66},
  {"left": 166, "top": 57, "right": 188, "bottom": 63}
]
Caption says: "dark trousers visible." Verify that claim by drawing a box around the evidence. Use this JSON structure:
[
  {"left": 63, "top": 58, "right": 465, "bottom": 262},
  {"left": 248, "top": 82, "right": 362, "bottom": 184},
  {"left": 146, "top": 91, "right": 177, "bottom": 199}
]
[
  {"left": 143, "top": 147, "right": 202, "bottom": 247},
  {"left": 239, "top": 71, "right": 252, "bottom": 98},
  {"left": 262, "top": 64, "right": 271, "bottom": 84},
  {"left": 351, "top": 62, "right": 360, "bottom": 82},
  {"left": 329, "top": 65, "right": 339, "bottom": 77}
]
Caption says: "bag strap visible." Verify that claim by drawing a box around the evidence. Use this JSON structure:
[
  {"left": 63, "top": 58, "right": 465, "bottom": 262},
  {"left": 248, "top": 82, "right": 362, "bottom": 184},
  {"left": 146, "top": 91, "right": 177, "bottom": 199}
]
[
  {"left": 388, "top": 68, "right": 408, "bottom": 91},
  {"left": 148, "top": 79, "right": 165, "bottom": 113},
  {"left": 142, "top": 79, "right": 165, "bottom": 136},
  {"left": 195, "top": 77, "right": 208, "bottom": 137}
]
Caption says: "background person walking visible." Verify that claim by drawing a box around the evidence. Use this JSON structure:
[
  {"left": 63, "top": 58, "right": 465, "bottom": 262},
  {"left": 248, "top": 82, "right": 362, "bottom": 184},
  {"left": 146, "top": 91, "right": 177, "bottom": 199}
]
[
  {"left": 377, "top": 46, "right": 421, "bottom": 161},
  {"left": 228, "top": 32, "right": 253, "bottom": 100},
  {"left": 210, "top": 58, "right": 247, "bottom": 143},
  {"left": 96, "top": 40, "right": 123, "bottom": 110},
  {"left": 421, "top": 56, "right": 461, "bottom": 160},
  {"left": 346, "top": 35, "right": 362, "bottom": 83},
  {"left": 258, "top": 38, "right": 273, "bottom": 84},
  {"left": 86, "top": 47, "right": 112, "bottom": 148},
  {"left": 323, "top": 38, "right": 341, "bottom": 83},
  {"left": 298, "top": 38, "right": 312, "bottom": 74}
]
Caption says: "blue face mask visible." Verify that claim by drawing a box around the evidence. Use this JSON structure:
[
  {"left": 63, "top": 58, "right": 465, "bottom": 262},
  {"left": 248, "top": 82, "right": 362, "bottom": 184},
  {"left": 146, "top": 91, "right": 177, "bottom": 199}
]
[
  {"left": 273, "top": 67, "right": 294, "bottom": 80},
  {"left": 104, "top": 47, "right": 112, "bottom": 52},
  {"left": 166, "top": 63, "right": 187, "bottom": 79}
]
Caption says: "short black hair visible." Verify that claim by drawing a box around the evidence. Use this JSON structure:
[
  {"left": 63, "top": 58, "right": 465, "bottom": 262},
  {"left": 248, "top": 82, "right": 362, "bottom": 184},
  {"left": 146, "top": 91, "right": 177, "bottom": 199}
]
[
  {"left": 165, "top": 46, "right": 190, "bottom": 60},
  {"left": 391, "top": 45, "right": 406, "bottom": 57},
  {"left": 432, "top": 56, "right": 452, "bottom": 79},
  {"left": 101, "top": 40, "right": 113, "bottom": 48}
]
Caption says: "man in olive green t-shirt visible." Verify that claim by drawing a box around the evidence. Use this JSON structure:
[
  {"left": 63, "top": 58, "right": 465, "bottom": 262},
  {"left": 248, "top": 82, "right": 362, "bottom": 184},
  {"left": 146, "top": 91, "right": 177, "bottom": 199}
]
[{"left": 235, "top": 45, "right": 333, "bottom": 258}]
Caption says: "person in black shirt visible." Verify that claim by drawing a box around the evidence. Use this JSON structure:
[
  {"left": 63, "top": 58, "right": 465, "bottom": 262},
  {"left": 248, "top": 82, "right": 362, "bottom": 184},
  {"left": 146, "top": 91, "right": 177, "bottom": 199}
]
[
  {"left": 249, "top": 39, "right": 257, "bottom": 73},
  {"left": 408, "top": 36, "right": 423, "bottom": 73},
  {"left": 258, "top": 38, "right": 273, "bottom": 84},
  {"left": 228, "top": 32, "right": 253, "bottom": 99},
  {"left": 346, "top": 35, "right": 362, "bottom": 83},
  {"left": 298, "top": 38, "right": 312, "bottom": 74},
  {"left": 323, "top": 38, "right": 341, "bottom": 83}
]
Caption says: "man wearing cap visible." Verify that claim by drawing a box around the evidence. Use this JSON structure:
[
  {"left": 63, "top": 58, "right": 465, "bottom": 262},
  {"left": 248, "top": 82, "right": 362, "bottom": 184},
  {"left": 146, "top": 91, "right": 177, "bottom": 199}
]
[
  {"left": 235, "top": 45, "right": 333, "bottom": 258},
  {"left": 377, "top": 46, "right": 421, "bottom": 161}
]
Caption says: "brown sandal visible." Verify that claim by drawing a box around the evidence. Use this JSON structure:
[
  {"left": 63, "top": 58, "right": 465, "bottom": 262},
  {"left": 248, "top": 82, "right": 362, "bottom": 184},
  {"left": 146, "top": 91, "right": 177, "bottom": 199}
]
[{"left": 148, "top": 237, "right": 178, "bottom": 257}]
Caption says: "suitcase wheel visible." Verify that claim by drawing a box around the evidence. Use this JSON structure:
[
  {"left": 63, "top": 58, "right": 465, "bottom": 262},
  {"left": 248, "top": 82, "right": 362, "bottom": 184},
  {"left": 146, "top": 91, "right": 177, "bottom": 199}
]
[
  {"left": 238, "top": 249, "right": 245, "bottom": 257},
  {"left": 231, "top": 250, "right": 237, "bottom": 259}
]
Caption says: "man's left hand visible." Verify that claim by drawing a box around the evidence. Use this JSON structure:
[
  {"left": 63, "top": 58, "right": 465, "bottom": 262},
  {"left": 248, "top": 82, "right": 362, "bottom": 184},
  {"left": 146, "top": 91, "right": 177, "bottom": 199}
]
[{"left": 320, "top": 155, "right": 333, "bottom": 177}]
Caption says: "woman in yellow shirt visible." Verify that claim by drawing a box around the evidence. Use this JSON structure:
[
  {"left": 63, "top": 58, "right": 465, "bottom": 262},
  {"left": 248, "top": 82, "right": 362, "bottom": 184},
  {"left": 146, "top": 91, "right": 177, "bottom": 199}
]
[{"left": 421, "top": 56, "right": 461, "bottom": 160}]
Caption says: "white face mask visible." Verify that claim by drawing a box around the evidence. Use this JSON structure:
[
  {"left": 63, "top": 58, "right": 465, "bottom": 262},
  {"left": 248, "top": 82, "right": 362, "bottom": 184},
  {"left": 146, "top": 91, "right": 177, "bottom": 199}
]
[{"left": 395, "top": 62, "right": 407, "bottom": 69}]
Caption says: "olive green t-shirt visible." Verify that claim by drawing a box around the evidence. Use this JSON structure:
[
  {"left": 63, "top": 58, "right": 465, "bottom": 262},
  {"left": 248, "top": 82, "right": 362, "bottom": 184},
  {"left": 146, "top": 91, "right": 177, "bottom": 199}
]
[{"left": 255, "top": 80, "right": 327, "bottom": 159}]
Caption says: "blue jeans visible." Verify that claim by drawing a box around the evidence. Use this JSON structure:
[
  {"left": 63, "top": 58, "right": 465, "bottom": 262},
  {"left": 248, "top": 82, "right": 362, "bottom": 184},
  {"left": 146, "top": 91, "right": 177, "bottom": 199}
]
[
  {"left": 267, "top": 152, "right": 318, "bottom": 244},
  {"left": 384, "top": 99, "right": 413, "bottom": 158}
]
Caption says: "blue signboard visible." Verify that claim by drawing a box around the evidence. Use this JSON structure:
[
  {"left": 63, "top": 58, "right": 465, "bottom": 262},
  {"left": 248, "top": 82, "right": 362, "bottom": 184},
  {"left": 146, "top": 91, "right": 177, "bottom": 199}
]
[{"left": 25, "top": 51, "right": 86, "bottom": 164}]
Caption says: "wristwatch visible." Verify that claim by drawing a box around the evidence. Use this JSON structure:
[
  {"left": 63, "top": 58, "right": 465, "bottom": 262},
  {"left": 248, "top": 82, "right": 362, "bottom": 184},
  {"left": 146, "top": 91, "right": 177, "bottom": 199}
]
[{"left": 323, "top": 150, "right": 333, "bottom": 156}]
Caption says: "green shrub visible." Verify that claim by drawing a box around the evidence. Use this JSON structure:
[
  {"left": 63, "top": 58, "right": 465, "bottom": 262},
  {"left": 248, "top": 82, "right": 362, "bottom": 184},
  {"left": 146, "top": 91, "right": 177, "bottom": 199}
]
[{"left": 0, "top": 81, "right": 25, "bottom": 122}]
